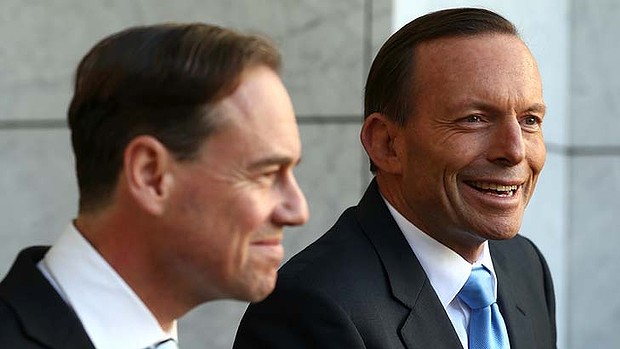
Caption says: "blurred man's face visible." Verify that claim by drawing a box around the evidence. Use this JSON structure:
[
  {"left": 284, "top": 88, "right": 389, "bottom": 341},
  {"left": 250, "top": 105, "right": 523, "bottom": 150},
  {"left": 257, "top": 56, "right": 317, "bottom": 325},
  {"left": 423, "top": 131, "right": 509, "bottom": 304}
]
[
  {"left": 165, "top": 66, "right": 308, "bottom": 302},
  {"left": 393, "top": 34, "right": 546, "bottom": 258}
]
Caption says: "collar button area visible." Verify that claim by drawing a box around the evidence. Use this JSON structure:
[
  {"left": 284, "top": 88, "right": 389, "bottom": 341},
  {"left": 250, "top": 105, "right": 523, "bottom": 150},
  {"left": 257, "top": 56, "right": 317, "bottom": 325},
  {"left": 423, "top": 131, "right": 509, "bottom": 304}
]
[{"left": 458, "top": 265, "right": 496, "bottom": 310}]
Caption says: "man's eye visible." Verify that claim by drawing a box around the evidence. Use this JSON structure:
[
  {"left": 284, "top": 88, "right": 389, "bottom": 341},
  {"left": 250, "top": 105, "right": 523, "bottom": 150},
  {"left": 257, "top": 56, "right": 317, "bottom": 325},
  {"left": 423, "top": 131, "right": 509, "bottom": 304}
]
[
  {"left": 262, "top": 172, "right": 278, "bottom": 180},
  {"left": 525, "top": 115, "right": 539, "bottom": 126},
  {"left": 258, "top": 170, "right": 279, "bottom": 185},
  {"left": 466, "top": 115, "right": 481, "bottom": 122}
]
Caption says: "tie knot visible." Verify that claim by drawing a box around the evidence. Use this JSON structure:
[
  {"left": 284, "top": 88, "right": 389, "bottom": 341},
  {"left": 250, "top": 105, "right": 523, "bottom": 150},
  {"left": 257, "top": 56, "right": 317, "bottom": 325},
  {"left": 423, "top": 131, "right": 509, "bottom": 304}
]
[{"left": 458, "top": 265, "right": 495, "bottom": 310}]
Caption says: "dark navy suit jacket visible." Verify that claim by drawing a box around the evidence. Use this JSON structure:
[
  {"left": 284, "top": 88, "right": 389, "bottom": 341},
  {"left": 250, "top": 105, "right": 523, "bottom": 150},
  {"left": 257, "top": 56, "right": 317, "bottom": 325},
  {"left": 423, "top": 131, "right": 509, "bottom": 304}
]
[
  {"left": 0, "top": 247, "right": 95, "bottom": 348},
  {"left": 234, "top": 180, "right": 557, "bottom": 349}
]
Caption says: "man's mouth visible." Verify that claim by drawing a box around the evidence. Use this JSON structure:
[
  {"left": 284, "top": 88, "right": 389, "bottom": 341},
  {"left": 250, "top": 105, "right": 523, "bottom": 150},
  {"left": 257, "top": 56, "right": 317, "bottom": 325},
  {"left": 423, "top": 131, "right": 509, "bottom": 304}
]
[{"left": 467, "top": 181, "right": 521, "bottom": 197}]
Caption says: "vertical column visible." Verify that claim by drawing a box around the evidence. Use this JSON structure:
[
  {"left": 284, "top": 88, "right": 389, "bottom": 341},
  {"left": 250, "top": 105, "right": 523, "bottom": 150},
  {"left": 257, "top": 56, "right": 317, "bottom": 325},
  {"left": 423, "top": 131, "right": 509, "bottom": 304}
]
[{"left": 569, "top": 1, "right": 620, "bottom": 347}]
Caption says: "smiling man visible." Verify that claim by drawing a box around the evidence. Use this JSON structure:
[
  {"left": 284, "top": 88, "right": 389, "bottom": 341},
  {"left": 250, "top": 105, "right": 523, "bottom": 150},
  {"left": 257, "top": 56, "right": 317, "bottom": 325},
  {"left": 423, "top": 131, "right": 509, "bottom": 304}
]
[
  {"left": 234, "top": 8, "right": 556, "bottom": 349},
  {"left": 0, "top": 23, "right": 308, "bottom": 348}
]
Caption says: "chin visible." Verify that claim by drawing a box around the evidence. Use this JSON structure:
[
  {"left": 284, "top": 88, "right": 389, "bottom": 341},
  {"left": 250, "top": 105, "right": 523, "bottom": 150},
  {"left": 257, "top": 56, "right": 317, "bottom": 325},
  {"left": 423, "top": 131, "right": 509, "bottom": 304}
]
[
  {"left": 491, "top": 232, "right": 519, "bottom": 241},
  {"left": 479, "top": 226, "right": 520, "bottom": 241},
  {"left": 243, "top": 286, "right": 275, "bottom": 303},
  {"left": 235, "top": 275, "right": 278, "bottom": 303},
  {"left": 469, "top": 216, "right": 522, "bottom": 241}
]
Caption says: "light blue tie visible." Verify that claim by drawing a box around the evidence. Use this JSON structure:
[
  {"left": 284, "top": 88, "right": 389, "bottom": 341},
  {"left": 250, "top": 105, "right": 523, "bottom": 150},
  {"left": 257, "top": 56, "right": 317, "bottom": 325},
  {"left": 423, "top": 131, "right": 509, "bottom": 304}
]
[{"left": 458, "top": 265, "right": 510, "bottom": 349}]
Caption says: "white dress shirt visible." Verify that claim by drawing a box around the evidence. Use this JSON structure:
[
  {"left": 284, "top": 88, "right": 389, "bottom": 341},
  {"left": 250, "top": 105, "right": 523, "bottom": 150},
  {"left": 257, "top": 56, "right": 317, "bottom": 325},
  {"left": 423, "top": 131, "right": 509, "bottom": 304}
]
[
  {"left": 384, "top": 199, "right": 499, "bottom": 349},
  {"left": 37, "top": 224, "right": 178, "bottom": 349}
]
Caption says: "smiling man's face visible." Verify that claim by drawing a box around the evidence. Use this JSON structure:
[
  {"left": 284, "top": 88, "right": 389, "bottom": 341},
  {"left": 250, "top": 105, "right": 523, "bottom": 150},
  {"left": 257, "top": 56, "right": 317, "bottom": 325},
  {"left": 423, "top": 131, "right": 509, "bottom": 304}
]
[
  {"left": 393, "top": 34, "right": 546, "bottom": 258},
  {"left": 161, "top": 66, "right": 308, "bottom": 303}
]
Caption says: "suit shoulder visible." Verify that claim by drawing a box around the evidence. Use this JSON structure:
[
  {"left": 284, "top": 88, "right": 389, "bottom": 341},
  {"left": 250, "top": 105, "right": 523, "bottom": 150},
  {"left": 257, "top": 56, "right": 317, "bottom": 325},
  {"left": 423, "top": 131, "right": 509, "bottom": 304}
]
[
  {"left": 0, "top": 297, "right": 18, "bottom": 324},
  {"left": 278, "top": 207, "right": 382, "bottom": 289},
  {"left": 490, "top": 235, "right": 554, "bottom": 300},
  {"left": 491, "top": 234, "right": 546, "bottom": 262},
  {"left": 0, "top": 299, "right": 29, "bottom": 343}
]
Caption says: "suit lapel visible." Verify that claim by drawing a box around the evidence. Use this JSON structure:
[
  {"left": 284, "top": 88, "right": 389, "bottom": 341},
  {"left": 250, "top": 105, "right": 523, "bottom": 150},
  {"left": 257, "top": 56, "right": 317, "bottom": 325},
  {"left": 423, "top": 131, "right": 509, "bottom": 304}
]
[
  {"left": 491, "top": 241, "right": 536, "bottom": 349},
  {"left": 356, "top": 180, "right": 463, "bottom": 349},
  {"left": 0, "top": 247, "right": 95, "bottom": 349},
  {"left": 399, "top": 281, "right": 464, "bottom": 349}
]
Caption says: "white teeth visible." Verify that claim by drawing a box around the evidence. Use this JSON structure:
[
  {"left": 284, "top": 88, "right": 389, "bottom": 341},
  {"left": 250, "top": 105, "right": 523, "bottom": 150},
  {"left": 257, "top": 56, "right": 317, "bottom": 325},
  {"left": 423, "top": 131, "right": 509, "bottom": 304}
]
[{"left": 471, "top": 182, "right": 518, "bottom": 192}]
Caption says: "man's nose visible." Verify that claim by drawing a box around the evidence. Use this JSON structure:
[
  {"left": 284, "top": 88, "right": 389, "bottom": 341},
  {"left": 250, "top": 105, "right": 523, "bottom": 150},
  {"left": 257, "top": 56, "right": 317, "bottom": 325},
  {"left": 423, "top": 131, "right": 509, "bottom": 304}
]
[
  {"left": 487, "top": 118, "right": 526, "bottom": 166},
  {"left": 275, "top": 173, "right": 309, "bottom": 226}
]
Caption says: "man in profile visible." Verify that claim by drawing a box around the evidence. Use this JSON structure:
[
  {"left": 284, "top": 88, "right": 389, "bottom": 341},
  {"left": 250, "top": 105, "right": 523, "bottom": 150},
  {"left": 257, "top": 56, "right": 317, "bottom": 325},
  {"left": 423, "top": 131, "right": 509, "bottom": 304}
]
[
  {"left": 234, "top": 8, "right": 556, "bottom": 349},
  {"left": 0, "top": 23, "right": 308, "bottom": 348}
]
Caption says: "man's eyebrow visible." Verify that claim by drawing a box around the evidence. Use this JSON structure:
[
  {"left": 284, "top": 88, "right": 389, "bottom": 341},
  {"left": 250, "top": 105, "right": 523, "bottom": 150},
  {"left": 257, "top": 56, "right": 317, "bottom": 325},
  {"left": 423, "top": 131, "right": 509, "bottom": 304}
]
[
  {"left": 248, "top": 156, "right": 301, "bottom": 170},
  {"left": 525, "top": 103, "right": 546, "bottom": 114},
  {"left": 458, "top": 100, "right": 547, "bottom": 114}
]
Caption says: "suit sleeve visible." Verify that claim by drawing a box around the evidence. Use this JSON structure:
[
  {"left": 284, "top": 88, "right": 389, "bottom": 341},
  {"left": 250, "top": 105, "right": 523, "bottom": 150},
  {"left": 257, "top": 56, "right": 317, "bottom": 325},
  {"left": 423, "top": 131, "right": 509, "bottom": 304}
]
[{"left": 233, "top": 281, "right": 366, "bottom": 349}]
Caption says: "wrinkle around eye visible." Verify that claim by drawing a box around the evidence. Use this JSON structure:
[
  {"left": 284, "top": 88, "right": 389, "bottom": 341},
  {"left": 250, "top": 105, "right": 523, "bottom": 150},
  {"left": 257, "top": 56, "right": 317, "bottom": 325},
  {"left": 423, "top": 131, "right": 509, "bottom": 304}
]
[{"left": 452, "top": 114, "right": 489, "bottom": 130}]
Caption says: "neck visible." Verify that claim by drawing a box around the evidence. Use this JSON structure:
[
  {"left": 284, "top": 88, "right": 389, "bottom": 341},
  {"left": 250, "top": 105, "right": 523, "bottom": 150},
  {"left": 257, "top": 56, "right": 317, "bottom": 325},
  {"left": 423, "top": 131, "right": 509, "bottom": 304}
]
[
  {"left": 75, "top": 211, "right": 188, "bottom": 332},
  {"left": 375, "top": 174, "right": 486, "bottom": 264}
]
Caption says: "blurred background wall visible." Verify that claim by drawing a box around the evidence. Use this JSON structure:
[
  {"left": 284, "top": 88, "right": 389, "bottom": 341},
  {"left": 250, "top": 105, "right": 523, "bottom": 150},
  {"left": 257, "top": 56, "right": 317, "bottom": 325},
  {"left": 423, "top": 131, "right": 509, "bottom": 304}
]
[{"left": 1, "top": 1, "right": 618, "bottom": 348}]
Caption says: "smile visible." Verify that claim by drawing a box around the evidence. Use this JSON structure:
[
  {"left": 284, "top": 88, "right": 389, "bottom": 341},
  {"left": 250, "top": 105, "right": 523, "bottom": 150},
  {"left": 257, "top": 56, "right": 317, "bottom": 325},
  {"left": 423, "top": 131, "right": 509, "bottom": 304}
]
[{"left": 467, "top": 181, "right": 521, "bottom": 197}]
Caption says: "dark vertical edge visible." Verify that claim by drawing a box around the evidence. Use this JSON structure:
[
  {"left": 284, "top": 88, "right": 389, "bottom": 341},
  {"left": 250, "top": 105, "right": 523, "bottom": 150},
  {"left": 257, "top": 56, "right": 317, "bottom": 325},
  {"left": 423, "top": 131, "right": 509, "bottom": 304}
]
[{"left": 360, "top": 0, "right": 374, "bottom": 192}]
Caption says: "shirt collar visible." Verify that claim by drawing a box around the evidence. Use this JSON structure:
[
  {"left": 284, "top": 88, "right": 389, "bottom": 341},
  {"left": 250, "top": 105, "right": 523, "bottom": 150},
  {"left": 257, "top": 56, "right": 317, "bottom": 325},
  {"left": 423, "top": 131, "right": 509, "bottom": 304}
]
[
  {"left": 39, "top": 224, "right": 178, "bottom": 349},
  {"left": 382, "top": 198, "right": 499, "bottom": 309}
]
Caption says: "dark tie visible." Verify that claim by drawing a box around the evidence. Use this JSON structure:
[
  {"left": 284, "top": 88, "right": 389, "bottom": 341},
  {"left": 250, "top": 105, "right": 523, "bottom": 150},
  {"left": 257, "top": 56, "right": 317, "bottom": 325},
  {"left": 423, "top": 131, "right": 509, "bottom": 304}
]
[
  {"left": 458, "top": 265, "right": 510, "bottom": 349},
  {"left": 146, "top": 338, "right": 179, "bottom": 349}
]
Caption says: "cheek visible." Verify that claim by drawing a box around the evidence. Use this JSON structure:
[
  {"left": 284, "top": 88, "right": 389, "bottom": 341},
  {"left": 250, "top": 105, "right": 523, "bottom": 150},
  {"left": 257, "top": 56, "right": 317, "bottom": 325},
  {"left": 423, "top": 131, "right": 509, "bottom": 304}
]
[
  {"left": 235, "top": 194, "right": 275, "bottom": 230},
  {"left": 527, "top": 139, "right": 547, "bottom": 174},
  {"left": 411, "top": 137, "right": 472, "bottom": 176},
  {"left": 183, "top": 188, "right": 278, "bottom": 265},
  {"left": 223, "top": 196, "right": 278, "bottom": 262}
]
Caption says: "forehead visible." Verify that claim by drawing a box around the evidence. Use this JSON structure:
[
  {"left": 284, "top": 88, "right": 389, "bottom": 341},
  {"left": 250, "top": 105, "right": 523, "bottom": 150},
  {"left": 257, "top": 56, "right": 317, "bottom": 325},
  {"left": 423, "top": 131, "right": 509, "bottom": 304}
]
[
  {"left": 217, "top": 66, "right": 293, "bottom": 125},
  {"left": 414, "top": 34, "right": 540, "bottom": 85},
  {"left": 203, "top": 65, "right": 300, "bottom": 161},
  {"left": 411, "top": 34, "right": 542, "bottom": 105}
]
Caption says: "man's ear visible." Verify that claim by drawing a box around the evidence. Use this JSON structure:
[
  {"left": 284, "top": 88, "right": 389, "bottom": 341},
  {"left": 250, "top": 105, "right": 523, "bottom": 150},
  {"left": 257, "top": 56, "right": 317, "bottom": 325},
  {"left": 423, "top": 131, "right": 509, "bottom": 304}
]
[
  {"left": 122, "top": 135, "right": 174, "bottom": 215},
  {"left": 360, "top": 113, "right": 404, "bottom": 174}
]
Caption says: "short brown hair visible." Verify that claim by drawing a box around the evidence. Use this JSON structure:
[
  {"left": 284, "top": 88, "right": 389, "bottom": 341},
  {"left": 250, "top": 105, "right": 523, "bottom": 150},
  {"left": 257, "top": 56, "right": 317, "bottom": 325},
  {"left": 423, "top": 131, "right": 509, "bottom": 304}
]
[
  {"left": 68, "top": 23, "right": 281, "bottom": 212},
  {"left": 364, "top": 8, "right": 519, "bottom": 171}
]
